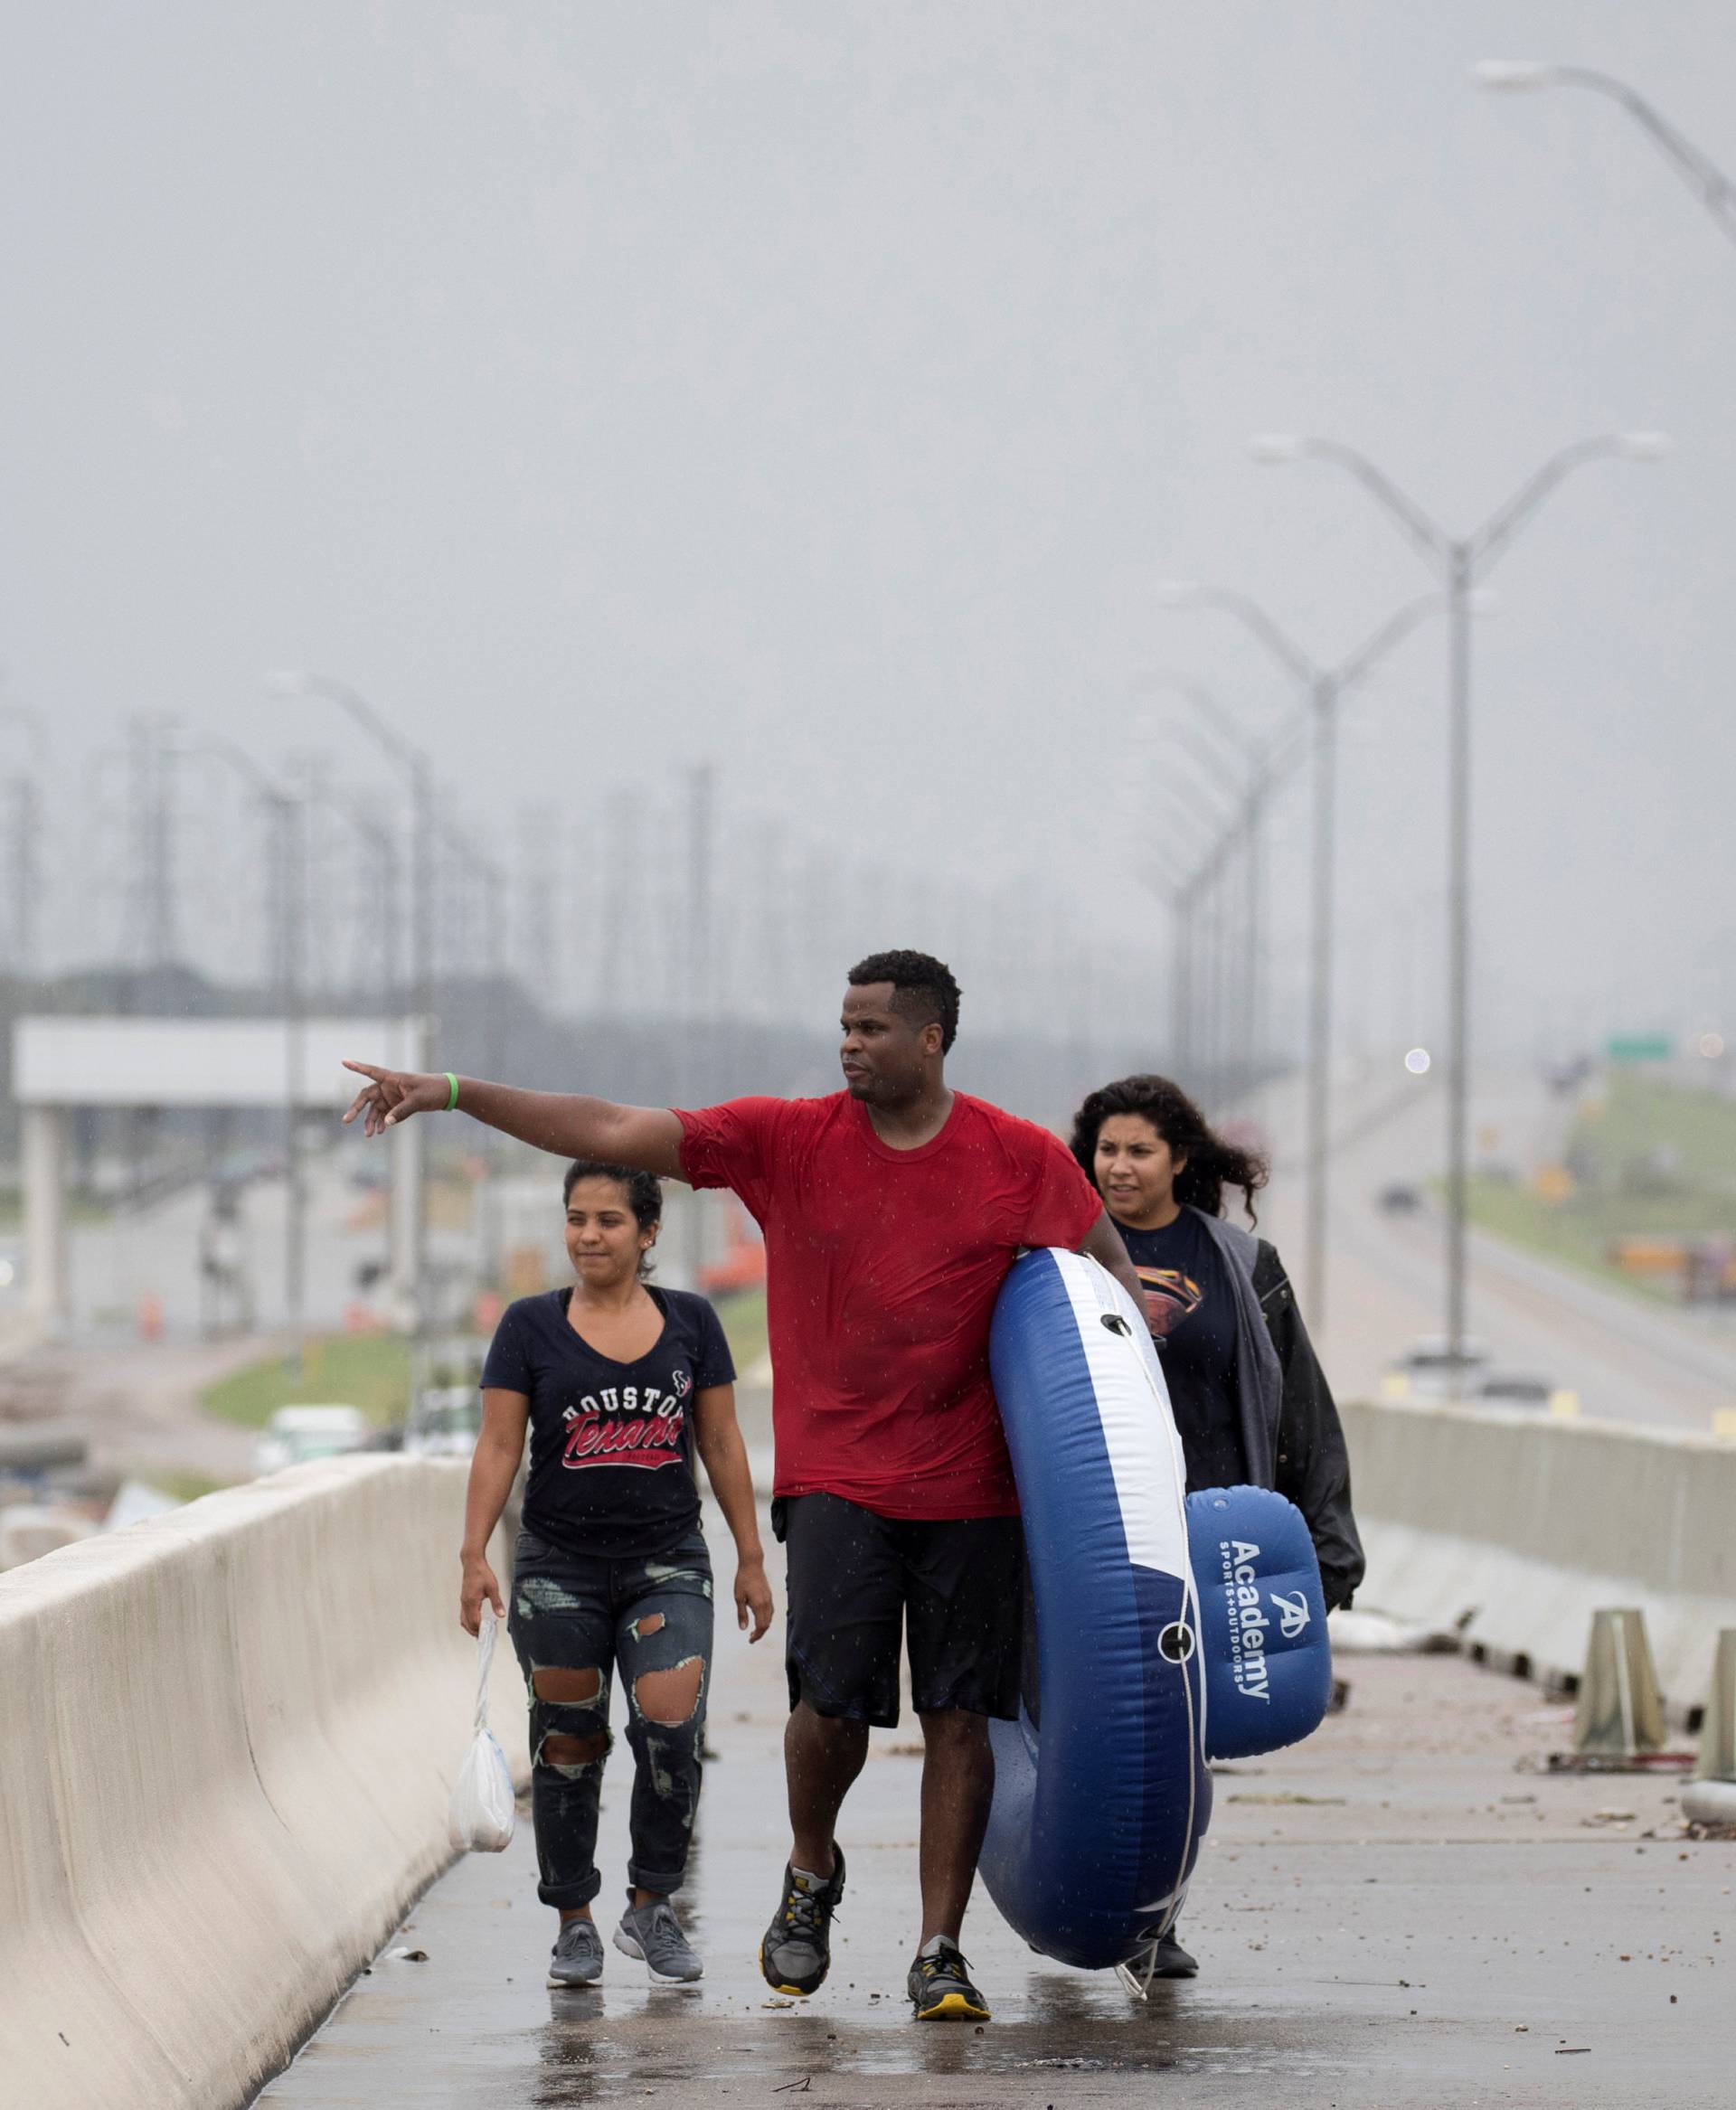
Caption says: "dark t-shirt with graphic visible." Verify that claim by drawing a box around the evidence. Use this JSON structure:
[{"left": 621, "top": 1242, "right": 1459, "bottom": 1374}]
[
  {"left": 1114, "top": 1210, "right": 1244, "bottom": 1493},
  {"left": 482, "top": 1286, "right": 735, "bottom": 1561}
]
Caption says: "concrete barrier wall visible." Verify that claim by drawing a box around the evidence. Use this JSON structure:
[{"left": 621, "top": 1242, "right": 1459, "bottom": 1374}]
[
  {"left": 0, "top": 1455, "right": 526, "bottom": 2110},
  {"left": 1342, "top": 1399, "right": 1736, "bottom": 1708}
]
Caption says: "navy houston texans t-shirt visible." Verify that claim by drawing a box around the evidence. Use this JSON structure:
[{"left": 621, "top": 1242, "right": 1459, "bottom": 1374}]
[{"left": 482, "top": 1286, "right": 735, "bottom": 1561}]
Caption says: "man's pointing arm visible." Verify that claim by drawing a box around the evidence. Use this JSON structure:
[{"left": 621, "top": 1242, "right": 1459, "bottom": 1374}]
[{"left": 341, "top": 1061, "right": 686, "bottom": 1179}]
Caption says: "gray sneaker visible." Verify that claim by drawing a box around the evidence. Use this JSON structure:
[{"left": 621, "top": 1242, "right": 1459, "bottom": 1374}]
[
  {"left": 760, "top": 1846, "right": 844, "bottom": 1996},
  {"left": 614, "top": 1896, "right": 703, "bottom": 1983},
  {"left": 547, "top": 1915, "right": 605, "bottom": 1988}
]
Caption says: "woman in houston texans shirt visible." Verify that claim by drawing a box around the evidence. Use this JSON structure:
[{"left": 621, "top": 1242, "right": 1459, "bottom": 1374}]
[{"left": 460, "top": 1159, "right": 772, "bottom": 1991}]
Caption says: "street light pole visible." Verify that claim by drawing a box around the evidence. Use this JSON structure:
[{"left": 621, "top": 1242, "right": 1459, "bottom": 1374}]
[
  {"left": 1444, "top": 549, "right": 1474, "bottom": 1357},
  {"left": 1156, "top": 720, "right": 1263, "bottom": 1105},
  {"left": 177, "top": 730, "right": 306, "bottom": 1375},
  {"left": 1476, "top": 61, "right": 1736, "bottom": 244},
  {"left": 1248, "top": 430, "right": 1666, "bottom": 1364},
  {"left": 1307, "top": 674, "right": 1335, "bottom": 1323},
  {"left": 1156, "top": 585, "right": 1448, "bottom": 1334},
  {"left": 1141, "top": 676, "right": 1274, "bottom": 1100},
  {"left": 1139, "top": 787, "right": 1219, "bottom": 1077},
  {"left": 266, "top": 672, "right": 435, "bottom": 1340},
  {"left": 439, "top": 808, "right": 512, "bottom": 1302}
]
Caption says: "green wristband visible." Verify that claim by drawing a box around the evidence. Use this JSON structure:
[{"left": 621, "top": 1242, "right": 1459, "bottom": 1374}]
[{"left": 444, "top": 1072, "right": 459, "bottom": 1111}]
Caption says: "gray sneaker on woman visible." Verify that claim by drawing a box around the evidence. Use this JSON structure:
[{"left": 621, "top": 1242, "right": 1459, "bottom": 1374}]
[
  {"left": 548, "top": 1915, "right": 605, "bottom": 1987},
  {"left": 615, "top": 1895, "right": 704, "bottom": 1983}
]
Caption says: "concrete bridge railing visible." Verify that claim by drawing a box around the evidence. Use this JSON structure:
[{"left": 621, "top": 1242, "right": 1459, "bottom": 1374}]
[
  {"left": 1342, "top": 1398, "right": 1736, "bottom": 1709},
  {"left": 0, "top": 1455, "right": 524, "bottom": 2110},
  {"left": 5, "top": 1401, "right": 1731, "bottom": 2108}
]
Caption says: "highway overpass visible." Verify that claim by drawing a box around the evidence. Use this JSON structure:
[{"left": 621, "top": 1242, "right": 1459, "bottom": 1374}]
[{"left": 4, "top": 1396, "right": 1735, "bottom": 2109}]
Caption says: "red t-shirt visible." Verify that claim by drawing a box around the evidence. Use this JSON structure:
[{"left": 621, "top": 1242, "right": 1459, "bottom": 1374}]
[{"left": 675, "top": 1090, "right": 1102, "bottom": 1519}]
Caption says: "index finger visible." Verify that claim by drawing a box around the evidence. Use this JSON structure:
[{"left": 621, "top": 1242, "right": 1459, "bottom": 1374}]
[{"left": 343, "top": 1059, "right": 387, "bottom": 1081}]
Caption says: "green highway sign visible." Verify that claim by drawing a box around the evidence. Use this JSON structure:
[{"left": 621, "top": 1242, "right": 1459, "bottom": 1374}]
[{"left": 1606, "top": 1035, "right": 1675, "bottom": 1063}]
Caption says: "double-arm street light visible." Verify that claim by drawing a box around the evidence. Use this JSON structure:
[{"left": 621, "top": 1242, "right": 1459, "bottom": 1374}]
[
  {"left": 266, "top": 672, "right": 435, "bottom": 1340},
  {"left": 266, "top": 672, "right": 434, "bottom": 1028},
  {"left": 1247, "top": 431, "right": 1668, "bottom": 1366},
  {"left": 1130, "top": 776, "right": 1221, "bottom": 1071},
  {"left": 1138, "top": 679, "right": 1280, "bottom": 1106},
  {"left": 1156, "top": 585, "right": 1450, "bottom": 1335},
  {"left": 175, "top": 730, "right": 307, "bottom": 1376},
  {"left": 1156, "top": 740, "right": 1248, "bottom": 1106},
  {"left": 1476, "top": 62, "right": 1736, "bottom": 245}
]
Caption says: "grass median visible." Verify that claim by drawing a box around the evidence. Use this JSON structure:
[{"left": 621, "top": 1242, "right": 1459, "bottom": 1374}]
[
  {"left": 201, "top": 1333, "right": 412, "bottom": 1428},
  {"left": 714, "top": 1287, "right": 768, "bottom": 1376},
  {"left": 1466, "top": 1071, "right": 1736, "bottom": 1305}
]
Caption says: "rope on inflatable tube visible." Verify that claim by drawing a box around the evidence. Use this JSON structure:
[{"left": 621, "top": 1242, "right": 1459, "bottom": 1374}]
[
  {"left": 979, "top": 1248, "right": 1335, "bottom": 1983},
  {"left": 978, "top": 1247, "right": 1212, "bottom": 1973}
]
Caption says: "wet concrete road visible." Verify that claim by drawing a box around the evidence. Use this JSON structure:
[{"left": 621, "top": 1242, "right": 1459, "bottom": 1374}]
[{"left": 257, "top": 1615, "right": 1735, "bottom": 2108}]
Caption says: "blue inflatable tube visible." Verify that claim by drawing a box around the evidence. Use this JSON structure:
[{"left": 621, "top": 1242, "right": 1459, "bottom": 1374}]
[
  {"left": 979, "top": 1248, "right": 1209, "bottom": 1971},
  {"left": 980, "top": 1249, "right": 1333, "bottom": 1973},
  {"left": 1187, "top": 1483, "right": 1333, "bottom": 1761}
]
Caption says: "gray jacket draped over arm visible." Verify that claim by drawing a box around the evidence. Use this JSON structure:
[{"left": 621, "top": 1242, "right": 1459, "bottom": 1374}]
[{"left": 1189, "top": 1207, "right": 1365, "bottom": 1612}]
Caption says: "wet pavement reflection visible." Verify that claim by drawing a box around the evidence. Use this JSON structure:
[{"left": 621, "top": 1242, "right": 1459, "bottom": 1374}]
[{"left": 259, "top": 1596, "right": 1734, "bottom": 2106}]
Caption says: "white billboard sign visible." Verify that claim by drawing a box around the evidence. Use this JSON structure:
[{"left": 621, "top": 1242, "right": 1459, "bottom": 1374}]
[{"left": 11, "top": 1017, "right": 426, "bottom": 1109}]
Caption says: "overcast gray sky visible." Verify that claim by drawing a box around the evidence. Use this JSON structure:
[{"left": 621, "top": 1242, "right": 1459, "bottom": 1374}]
[{"left": 3, "top": 2, "right": 1732, "bottom": 1056}]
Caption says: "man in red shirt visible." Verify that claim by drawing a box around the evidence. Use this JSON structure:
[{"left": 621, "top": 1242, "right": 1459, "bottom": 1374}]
[{"left": 344, "top": 950, "right": 1144, "bottom": 2021}]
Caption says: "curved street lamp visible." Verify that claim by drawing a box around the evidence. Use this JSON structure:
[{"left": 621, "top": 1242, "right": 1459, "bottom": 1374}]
[
  {"left": 1137, "top": 680, "right": 1282, "bottom": 1109},
  {"left": 1147, "top": 740, "right": 1250, "bottom": 1105},
  {"left": 169, "top": 729, "right": 307, "bottom": 1377},
  {"left": 1249, "top": 431, "right": 1667, "bottom": 1362},
  {"left": 1475, "top": 62, "right": 1736, "bottom": 243},
  {"left": 1156, "top": 585, "right": 1449, "bottom": 1334},
  {"left": 265, "top": 672, "right": 435, "bottom": 1031},
  {"left": 266, "top": 671, "right": 435, "bottom": 1342},
  {"left": 1133, "top": 781, "right": 1222, "bottom": 1072}
]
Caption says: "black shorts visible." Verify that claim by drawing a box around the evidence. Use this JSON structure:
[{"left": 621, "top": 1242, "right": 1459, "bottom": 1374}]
[{"left": 772, "top": 1492, "right": 1024, "bottom": 1729}]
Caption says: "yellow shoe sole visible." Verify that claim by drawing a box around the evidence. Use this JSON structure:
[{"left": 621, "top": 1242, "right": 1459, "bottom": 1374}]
[
  {"left": 757, "top": 1942, "right": 818, "bottom": 1998},
  {"left": 913, "top": 1989, "right": 990, "bottom": 2021}
]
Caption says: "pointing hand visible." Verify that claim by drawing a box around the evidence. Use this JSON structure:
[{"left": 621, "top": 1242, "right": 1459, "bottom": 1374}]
[{"left": 342, "top": 1060, "right": 450, "bottom": 1137}]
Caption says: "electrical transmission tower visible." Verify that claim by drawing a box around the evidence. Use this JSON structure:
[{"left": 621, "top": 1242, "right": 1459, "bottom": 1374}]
[
  {"left": 121, "top": 715, "right": 181, "bottom": 974},
  {"left": 0, "top": 700, "right": 44, "bottom": 978}
]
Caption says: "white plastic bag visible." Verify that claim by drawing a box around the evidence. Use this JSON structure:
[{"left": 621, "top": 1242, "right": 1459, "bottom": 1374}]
[{"left": 448, "top": 1603, "right": 516, "bottom": 1852}]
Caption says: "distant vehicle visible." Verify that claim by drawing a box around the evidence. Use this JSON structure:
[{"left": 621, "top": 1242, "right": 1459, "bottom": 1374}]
[
  {"left": 1545, "top": 1053, "right": 1594, "bottom": 1097},
  {"left": 1474, "top": 1372, "right": 1553, "bottom": 1409},
  {"left": 1385, "top": 1336, "right": 1492, "bottom": 1403},
  {"left": 403, "top": 1385, "right": 484, "bottom": 1459},
  {"left": 1377, "top": 1183, "right": 1424, "bottom": 1214},
  {"left": 254, "top": 1405, "right": 371, "bottom": 1476}
]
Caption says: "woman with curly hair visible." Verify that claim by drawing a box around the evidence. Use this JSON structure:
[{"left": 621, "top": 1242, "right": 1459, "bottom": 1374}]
[
  {"left": 1069, "top": 1073, "right": 1364, "bottom": 1978},
  {"left": 1071, "top": 1073, "right": 1362, "bottom": 1600}
]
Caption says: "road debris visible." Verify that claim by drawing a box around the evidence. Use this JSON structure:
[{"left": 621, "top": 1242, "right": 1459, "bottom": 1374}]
[{"left": 1226, "top": 1791, "right": 1346, "bottom": 1805}]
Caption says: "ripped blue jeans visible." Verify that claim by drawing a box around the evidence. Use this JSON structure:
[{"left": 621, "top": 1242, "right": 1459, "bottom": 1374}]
[{"left": 508, "top": 1527, "right": 714, "bottom": 1908}]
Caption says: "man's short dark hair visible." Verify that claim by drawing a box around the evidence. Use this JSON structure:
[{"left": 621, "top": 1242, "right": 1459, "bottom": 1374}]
[{"left": 847, "top": 949, "right": 961, "bottom": 1054}]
